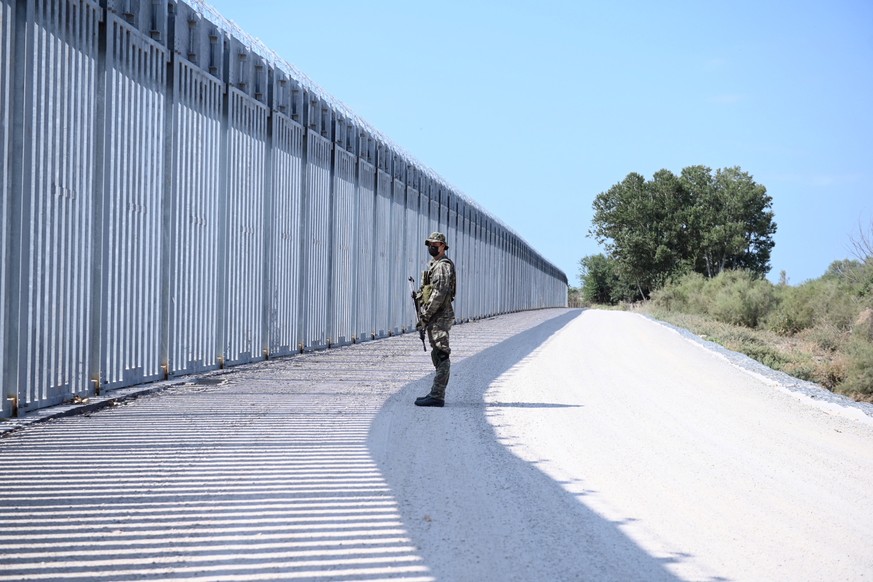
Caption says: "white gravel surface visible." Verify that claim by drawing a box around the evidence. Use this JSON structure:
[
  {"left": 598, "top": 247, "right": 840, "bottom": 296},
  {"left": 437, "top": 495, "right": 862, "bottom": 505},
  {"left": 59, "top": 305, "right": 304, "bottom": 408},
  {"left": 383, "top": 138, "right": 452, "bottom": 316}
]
[
  {"left": 374, "top": 309, "right": 873, "bottom": 581},
  {"left": 1, "top": 308, "right": 871, "bottom": 581}
]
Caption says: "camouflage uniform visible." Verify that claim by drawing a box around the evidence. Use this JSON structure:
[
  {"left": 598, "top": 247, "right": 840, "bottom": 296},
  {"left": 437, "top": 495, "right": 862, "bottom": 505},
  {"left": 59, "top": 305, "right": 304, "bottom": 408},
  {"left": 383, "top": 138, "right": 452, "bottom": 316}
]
[{"left": 418, "top": 233, "right": 456, "bottom": 403}]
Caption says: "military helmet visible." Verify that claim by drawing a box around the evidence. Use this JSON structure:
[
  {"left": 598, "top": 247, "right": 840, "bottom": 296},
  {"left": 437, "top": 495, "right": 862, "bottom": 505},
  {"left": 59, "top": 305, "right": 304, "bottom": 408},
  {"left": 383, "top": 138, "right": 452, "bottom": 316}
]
[{"left": 425, "top": 231, "right": 449, "bottom": 250}]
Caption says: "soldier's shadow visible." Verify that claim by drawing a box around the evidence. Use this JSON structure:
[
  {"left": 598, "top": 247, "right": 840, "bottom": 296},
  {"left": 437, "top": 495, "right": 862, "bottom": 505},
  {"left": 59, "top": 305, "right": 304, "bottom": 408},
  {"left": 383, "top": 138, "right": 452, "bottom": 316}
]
[{"left": 368, "top": 309, "right": 683, "bottom": 581}]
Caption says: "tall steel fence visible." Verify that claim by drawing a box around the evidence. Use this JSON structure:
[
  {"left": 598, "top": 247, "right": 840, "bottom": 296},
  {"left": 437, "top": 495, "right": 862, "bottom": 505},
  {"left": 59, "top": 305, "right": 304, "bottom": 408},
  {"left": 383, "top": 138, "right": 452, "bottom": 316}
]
[{"left": 0, "top": 0, "right": 568, "bottom": 416}]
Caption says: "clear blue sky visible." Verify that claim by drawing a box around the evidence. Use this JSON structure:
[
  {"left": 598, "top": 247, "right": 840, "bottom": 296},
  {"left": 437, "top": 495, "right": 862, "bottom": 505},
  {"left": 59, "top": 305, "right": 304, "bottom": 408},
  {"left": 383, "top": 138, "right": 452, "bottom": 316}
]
[{"left": 205, "top": 0, "right": 872, "bottom": 286}]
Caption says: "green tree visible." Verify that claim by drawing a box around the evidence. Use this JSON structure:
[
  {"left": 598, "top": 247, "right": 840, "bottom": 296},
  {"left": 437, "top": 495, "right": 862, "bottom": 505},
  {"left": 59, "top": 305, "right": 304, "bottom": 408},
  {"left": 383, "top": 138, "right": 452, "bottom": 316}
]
[
  {"left": 679, "top": 165, "right": 776, "bottom": 277},
  {"left": 590, "top": 165, "right": 776, "bottom": 300},
  {"left": 678, "top": 165, "right": 716, "bottom": 275},
  {"left": 579, "top": 253, "right": 635, "bottom": 304},
  {"left": 567, "top": 286, "right": 585, "bottom": 308},
  {"left": 704, "top": 167, "right": 776, "bottom": 276},
  {"left": 589, "top": 170, "right": 690, "bottom": 299}
]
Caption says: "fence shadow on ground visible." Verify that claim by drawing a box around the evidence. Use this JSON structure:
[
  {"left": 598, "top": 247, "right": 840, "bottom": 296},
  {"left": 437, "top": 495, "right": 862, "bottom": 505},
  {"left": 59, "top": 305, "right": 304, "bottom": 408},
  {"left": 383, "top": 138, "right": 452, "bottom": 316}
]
[{"left": 0, "top": 340, "right": 441, "bottom": 581}]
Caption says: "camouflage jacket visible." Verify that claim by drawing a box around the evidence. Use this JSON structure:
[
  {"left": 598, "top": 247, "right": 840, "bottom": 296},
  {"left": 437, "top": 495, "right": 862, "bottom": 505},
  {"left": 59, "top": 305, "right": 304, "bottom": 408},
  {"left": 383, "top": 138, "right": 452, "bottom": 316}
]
[{"left": 421, "top": 256, "right": 456, "bottom": 322}]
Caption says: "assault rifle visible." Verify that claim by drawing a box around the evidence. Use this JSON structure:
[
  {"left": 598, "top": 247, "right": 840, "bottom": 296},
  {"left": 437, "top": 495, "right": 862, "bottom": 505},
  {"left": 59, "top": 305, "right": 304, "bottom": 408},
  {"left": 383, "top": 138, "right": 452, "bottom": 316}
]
[{"left": 408, "top": 276, "right": 427, "bottom": 351}]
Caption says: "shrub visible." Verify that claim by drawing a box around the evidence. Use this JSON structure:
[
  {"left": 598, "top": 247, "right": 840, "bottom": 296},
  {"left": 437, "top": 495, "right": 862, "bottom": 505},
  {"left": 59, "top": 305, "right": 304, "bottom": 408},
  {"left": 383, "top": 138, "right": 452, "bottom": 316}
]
[
  {"left": 839, "top": 336, "right": 873, "bottom": 396},
  {"left": 780, "top": 358, "right": 818, "bottom": 384},
  {"left": 708, "top": 270, "right": 776, "bottom": 328},
  {"left": 824, "top": 258, "right": 873, "bottom": 302},
  {"left": 802, "top": 321, "right": 847, "bottom": 352},
  {"left": 651, "top": 269, "right": 776, "bottom": 327},
  {"left": 840, "top": 318, "right": 873, "bottom": 396},
  {"left": 813, "top": 279, "right": 862, "bottom": 331},
  {"left": 737, "top": 339, "right": 786, "bottom": 369},
  {"left": 567, "top": 286, "right": 586, "bottom": 308},
  {"left": 765, "top": 275, "right": 866, "bottom": 335},
  {"left": 578, "top": 254, "right": 637, "bottom": 305},
  {"left": 765, "top": 284, "right": 816, "bottom": 334},
  {"left": 650, "top": 271, "right": 708, "bottom": 313}
]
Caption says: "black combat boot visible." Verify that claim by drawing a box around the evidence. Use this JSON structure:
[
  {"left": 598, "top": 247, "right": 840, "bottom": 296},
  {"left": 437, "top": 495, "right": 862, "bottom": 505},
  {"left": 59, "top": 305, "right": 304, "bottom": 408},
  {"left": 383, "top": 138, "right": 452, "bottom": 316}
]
[
  {"left": 414, "top": 394, "right": 445, "bottom": 407},
  {"left": 415, "top": 348, "right": 449, "bottom": 407}
]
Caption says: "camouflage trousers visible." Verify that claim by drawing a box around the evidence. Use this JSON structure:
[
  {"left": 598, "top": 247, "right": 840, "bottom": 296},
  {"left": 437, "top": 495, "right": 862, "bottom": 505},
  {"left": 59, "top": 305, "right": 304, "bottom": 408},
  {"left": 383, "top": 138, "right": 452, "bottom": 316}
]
[{"left": 426, "top": 313, "right": 453, "bottom": 399}]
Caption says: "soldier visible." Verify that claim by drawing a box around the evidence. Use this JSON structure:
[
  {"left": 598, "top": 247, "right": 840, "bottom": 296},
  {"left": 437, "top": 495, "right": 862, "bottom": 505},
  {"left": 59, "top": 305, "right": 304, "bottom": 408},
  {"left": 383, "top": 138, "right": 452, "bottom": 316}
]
[{"left": 414, "top": 232, "right": 456, "bottom": 407}]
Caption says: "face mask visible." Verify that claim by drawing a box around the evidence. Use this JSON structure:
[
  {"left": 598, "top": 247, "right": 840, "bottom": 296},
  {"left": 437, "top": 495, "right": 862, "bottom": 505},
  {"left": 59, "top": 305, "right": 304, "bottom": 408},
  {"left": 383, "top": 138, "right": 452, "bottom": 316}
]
[{"left": 428, "top": 245, "right": 440, "bottom": 257}]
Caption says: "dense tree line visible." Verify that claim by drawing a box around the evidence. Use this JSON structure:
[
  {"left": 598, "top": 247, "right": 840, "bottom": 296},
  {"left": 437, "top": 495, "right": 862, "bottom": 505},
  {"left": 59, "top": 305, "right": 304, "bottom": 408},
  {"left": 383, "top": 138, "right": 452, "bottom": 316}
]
[{"left": 581, "top": 165, "right": 776, "bottom": 303}]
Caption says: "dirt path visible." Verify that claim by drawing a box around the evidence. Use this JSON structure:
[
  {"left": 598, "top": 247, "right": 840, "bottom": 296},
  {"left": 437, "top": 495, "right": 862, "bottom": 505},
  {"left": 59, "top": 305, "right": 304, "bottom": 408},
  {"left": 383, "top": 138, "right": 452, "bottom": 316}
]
[
  {"left": 374, "top": 309, "right": 873, "bottom": 581},
  {"left": 1, "top": 308, "right": 870, "bottom": 581}
]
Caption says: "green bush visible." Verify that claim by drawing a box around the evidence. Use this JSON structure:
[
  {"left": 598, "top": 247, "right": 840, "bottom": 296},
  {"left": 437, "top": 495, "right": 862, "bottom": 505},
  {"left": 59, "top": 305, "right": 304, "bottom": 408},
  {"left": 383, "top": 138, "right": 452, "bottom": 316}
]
[
  {"left": 708, "top": 270, "right": 776, "bottom": 328},
  {"left": 840, "top": 313, "right": 873, "bottom": 396},
  {"left": 650, "top": 271, "right": 708, "bottom": 313},
  {"left": 652, "top": 270, "right": 775, "bottom": 328},
  {"left": 824, "top": 259, "right": 873, "bottom": 302},
  {"left": 765, "top": 273, "right": 868, "bottom": 336},
  {"left": 840, "top": 336, "right": 873, "bottom": 396},
  {"left": 765, "top": 284, "right": 816, "bottom": 334},
  {"left": 814, "top": 280, "right": 863, "bottom": 331}
]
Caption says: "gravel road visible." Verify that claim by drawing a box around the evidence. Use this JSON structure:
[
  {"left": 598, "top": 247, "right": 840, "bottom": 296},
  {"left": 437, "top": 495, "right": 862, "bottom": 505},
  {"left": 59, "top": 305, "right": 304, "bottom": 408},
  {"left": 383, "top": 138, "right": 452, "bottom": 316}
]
[{"left": 1, "top": 308, "right": 871, "bottom": 581}]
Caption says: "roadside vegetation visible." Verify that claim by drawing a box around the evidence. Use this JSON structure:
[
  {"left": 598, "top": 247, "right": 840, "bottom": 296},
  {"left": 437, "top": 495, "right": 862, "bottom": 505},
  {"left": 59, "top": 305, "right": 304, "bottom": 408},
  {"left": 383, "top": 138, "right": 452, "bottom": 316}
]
[{"left": 578, "top": 165, "right": 873, "bottom": 402}]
